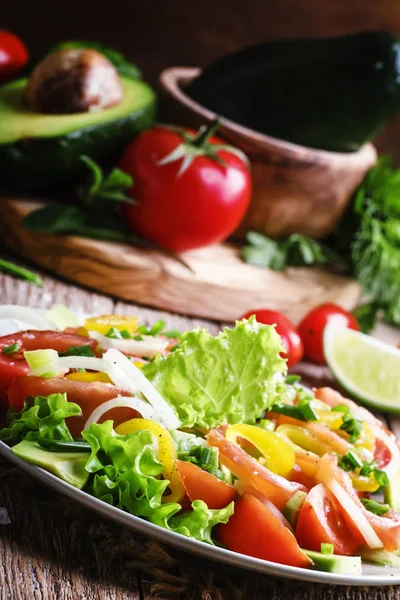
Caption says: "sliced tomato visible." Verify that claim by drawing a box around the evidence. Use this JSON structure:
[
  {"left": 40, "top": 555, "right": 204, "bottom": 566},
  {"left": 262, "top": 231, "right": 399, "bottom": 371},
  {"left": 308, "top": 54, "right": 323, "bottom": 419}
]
[
  {"left": 206, "top": 427, "right": 304, "bottom": 511},
  {"left": 0, "top": 355, "right": 30, "bottom": 408},
  {"left": 7, "top": 376, "right": 134, "bottom": 438},
  {"left": 295, "top": 483, "right": 361, "bottom": 555},
  {"left": 317, "top": 453, "right": 400, "bottom": 552},
  {"left": 0, "top": 330, "right": 97, "bottom": 354},
  {"left": 176, "top": 460, "right": 237, "bottom": 509},
  {"left": 219, "top": 494, "right": 311, "bottom": 568}
]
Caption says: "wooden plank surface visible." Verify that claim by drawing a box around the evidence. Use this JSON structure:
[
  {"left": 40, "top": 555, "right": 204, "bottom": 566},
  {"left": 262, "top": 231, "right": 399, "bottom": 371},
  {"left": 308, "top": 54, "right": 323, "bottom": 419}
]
[
  {"left": 0, "top": 199, "right": 361, "bottom": 323},
  {"left": 0, "top": 255, "right": 399, "bottom": 600}
]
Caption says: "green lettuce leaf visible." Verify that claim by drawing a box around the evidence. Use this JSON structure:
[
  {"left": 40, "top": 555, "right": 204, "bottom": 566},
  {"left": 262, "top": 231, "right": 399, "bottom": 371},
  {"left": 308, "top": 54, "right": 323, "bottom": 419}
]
[
  {"left": 0, "top": 394, "right": 81, "bottom": 443},
  {"left": 82, "top": 421, "right": 234, "bottom": 543},
  {"left": 142, "top": 317, "right": 286, "bottom": 428}
]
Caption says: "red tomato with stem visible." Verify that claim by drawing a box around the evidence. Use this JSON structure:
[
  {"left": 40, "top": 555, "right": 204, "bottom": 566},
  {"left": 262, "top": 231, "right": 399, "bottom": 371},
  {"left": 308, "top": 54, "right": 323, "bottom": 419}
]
[
  {"left": 240, "top": 309, "right": 304, "bottom": 368},
  {"left": 119, "top": 121, "right": 252, "bottom": 252},
  {"left": 297, "top": 303, "right": 360, "bottom": 364},
  {"left": 176, "top": 460, "right": 237, "bottom": 509},
  {"left": 218, "top": 494, "right": 311, "bottom": 568},
  {"left": 0, "top": 31, "right": 28, "bottom": 83},
  {"left": 295, "top": 483, "right": 362, "bottom": 555}
]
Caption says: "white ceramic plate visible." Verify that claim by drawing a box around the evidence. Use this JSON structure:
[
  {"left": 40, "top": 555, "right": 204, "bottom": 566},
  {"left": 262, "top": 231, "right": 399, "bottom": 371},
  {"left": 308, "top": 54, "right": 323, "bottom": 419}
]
[{"left": 1, "top": 441, "right": 400, "bottom": 586}]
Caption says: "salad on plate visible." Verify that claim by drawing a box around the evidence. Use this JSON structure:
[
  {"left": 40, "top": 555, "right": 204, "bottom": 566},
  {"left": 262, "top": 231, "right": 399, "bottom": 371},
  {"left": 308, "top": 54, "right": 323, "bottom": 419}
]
[{"left": 1, "top": 305, "right": 400, "bottom": 575}]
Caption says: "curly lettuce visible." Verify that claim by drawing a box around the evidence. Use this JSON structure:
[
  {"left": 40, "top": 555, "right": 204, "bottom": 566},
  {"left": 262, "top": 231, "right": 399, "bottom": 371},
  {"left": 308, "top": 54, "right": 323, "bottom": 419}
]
[
  {"left": 0, "top": 393, "right": 81, "bottom": 443},
  {"left": 142, "top": 317, "right": 286, "bottom": 429},
  {"left": 83, "top": 421, "right": 233, "bottom": 543}
]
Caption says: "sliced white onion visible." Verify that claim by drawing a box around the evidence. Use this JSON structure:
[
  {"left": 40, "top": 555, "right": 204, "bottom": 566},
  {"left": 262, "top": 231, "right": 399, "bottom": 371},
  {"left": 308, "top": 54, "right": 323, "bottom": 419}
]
[
  {"left": 0, "top": 306, "right": 55, "bottom": 331},
  {"left": 103, "top": 348, "right": 180, "bottom": 430},
  {"left": 84, "top": 395, "right": 163, "bottom": 430},
  {"left": 319, "top": 473, "right": 383, "bottom": 549},
  {"left": 90, "top": 331, "right": 169, "bottom": 358},
  {"left": 29, "top": 355, "right": 109, "bottom": 377}
]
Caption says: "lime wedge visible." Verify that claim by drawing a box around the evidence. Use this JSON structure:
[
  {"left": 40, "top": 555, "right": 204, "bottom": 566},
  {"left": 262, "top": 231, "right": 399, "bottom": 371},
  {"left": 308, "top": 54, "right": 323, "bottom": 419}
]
[{"left": 324, "top": 326, "right": 400, "bottom": 413}]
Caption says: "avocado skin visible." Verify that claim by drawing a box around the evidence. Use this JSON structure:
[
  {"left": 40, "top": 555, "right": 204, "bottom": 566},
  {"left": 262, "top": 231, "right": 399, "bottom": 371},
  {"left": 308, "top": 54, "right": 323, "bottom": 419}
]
[
  {"left": 187, "top": 31, "right": 400, "bottom": 153},
  {"left": 12, "top": 440, "right": 90, "bottom": 489},
  {"left": 0, "top": 103, "right": 156, "bottom": 190},
  {"left": 304, "top": 550, "right": 362, "bottom": 574}
]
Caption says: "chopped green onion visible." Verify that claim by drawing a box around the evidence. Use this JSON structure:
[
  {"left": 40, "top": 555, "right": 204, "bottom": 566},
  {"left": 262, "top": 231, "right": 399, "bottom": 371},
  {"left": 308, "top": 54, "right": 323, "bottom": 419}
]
[
  {"left": 149, "top": 320, "right": 166, "bottom": 335},
  {"left": 120, "top": 329, "right": 132, "bottom": 339},
  {"left": 339, "top": 450, "right": 364, "bottom": 471},
  {"left": 163, "top": 329, "right": 181, "bottom": 339},
  {"left": 361, "top": 498, "right": 390, "bottom": 516},
  {"left": 257, "top": 419, "right": 275, "bottom": 431},
  {"left": 59, "top": 345, "right": 95, "bottom": 358},
  {"left": 0, "top": 258, "right": 43, "bottom": 286},
  {"left": 270, "top": 400, "right": 318, "bottom": 422},
  {"left": 321, "top": 543, "right": 334, "bottom": 555},
  {"left": 331, "top": 404, "right": 350, "bottom": 414},
  {"left": 373, "top": 469, "right": 390, "bottom": 488},
  {"left": 133, "top": 335, "right": 144, "bottom": 341},
  {"left": 2, "top": 343, "right": 19, "bottom": 354},
  {"left": 339, "top": 413, "right": 363, "bottom": 443},
  {"left": 105, "top": 327, "right": 123, "bottom": 339},
  {"left": 285, "top": 374, "right": 301, "bottom": 385}
]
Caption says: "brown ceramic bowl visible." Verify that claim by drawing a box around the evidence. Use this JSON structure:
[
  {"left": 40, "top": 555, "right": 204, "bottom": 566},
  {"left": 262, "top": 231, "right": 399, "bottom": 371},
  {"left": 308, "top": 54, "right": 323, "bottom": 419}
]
[{"left": 160, "top": 67, "right": 377, "bottom": 240}]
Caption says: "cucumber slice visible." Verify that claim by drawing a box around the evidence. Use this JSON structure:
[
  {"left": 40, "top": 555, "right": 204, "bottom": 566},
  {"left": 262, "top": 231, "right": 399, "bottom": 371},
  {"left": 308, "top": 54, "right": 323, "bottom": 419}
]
[{"left": 304, "top": 550, "right": 362, "bottom": 574}]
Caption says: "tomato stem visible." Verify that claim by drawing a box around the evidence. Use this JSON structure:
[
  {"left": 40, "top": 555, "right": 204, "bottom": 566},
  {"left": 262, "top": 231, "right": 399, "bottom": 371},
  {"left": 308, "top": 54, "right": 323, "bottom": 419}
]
[{"left": 191, "top": 118, "right": 221, "bottom": 148}]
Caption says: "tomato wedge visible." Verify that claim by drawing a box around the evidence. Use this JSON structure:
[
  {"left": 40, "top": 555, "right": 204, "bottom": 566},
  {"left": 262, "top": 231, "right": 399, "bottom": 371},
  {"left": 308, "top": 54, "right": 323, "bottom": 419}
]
[
  {"left": 0, "top": 330, "right": 98, "bottom": 354},
  {"left": 317, "top": 454, "right": 400, "bottom": 552},
  {"left": 207, "top": 427, "right": 304, "bottom": 511},
  {"left": 0, "top": 330, "right": 98, "bottom": 406},
  {"left": 219, "top": 494, "right": 311, "bottom": 568},
  {"left": 176, "top": 460, "right": 237, "bottom": 509},
  {"left": 7, "top": 376, "right": 134, "bottom": 438},
  {"left": 295, "top": 483, "right": 361, "bottom": 555}
]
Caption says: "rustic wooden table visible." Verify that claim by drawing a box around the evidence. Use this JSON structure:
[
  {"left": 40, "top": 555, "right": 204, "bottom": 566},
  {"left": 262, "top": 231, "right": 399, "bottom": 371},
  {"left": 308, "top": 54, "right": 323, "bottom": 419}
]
[{"left": 0, "top": 258, "right": 399, "bottom": 600}]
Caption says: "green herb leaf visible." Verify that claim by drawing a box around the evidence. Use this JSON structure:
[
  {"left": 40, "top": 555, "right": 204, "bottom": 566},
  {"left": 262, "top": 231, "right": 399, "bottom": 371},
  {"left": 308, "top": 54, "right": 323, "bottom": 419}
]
[
  {"left": 0, "top": 258, "right": 43, "bottom": 286},
  {"left": 81, "top": 156, "right": 135, "bottom": 205},
  {"left": 2, "top": 343, "right": 19, "bottom": 354},
  {"left": 361, "top": 498, "right": 390, "bottom": 516},
  {"left": 352, "top": 303, "right": 380, "bottom": 334},
  {"left": 242, "top": 231, "right": 335, "bottom": 271},
  {"left": 0, "top": 394, "right": 80, "bottom": 444},
  {"left": 59, "top": 345, "right": 95, "bottom": 358}
]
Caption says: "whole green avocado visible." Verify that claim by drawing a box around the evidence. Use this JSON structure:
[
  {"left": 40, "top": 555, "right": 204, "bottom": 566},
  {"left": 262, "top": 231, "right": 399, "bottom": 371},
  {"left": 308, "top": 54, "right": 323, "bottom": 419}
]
[{"left": 187, "top": 31, "right": 400, "bottom": 153}]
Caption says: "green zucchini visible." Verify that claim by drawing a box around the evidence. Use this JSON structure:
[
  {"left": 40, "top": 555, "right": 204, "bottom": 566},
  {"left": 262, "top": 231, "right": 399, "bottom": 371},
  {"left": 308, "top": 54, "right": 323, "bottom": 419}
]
[{"left": 188, "top": 31, "right": 400, "bottom": 153}]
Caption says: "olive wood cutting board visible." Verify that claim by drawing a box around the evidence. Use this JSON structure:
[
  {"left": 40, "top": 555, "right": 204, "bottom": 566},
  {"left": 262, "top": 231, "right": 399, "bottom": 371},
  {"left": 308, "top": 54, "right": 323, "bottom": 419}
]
[{"left": 0, "top": 198, "right": 361, "bottom": 322}]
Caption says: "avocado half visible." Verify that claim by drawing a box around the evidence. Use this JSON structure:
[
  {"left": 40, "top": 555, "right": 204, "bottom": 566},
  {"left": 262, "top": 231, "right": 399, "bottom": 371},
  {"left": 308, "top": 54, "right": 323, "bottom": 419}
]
[{"left": 0, "top": 76, "right": 156, "bottom": 189}]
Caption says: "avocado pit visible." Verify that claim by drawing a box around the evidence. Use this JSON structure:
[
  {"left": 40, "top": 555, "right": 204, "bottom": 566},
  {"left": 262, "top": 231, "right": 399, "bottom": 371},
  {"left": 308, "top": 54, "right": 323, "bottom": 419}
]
[{"left": 25, "top": 48, "right": 124, "bottom": 114}]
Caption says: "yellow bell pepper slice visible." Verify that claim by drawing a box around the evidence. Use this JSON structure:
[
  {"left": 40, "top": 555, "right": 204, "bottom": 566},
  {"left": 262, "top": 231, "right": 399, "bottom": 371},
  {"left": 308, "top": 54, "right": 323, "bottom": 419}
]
[
  {"left": 226, "top": 424, "right": 295, "bottom": 477},
  {"left": 314, "top": 410, "right": 344, "bottom": 430},
  {"left": 115, "top": 418, "right": 185, "bottom": 504},
  {"left": 66, "top": 371, "right": 113, "bottom": 384},
  {"left": 84, "top": 315, "right": 139, "bottom": 335},
  {"left": 276, "top": 424, "right": 334, "bottom": 456},
  {"left": 355, "top": 423, "right": 375, "bottom": 453}
]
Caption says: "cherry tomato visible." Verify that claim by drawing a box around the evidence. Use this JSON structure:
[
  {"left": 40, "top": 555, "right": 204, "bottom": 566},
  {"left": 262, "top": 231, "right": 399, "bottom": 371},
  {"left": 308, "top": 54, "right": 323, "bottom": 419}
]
[
  {"left": 218, "top": 494, "right": 311, "bottom": 568},
  {"left": 298, "top": 303, "right": 360, "bottom": 364},
  {"left": 240, "top": 309, "right": 304, "bottom": 368},
  {"left": 0, "top": 31, "right": 28, "bottom": 83},
  {"left": 176, "top": 460, "right": 237, "bottom": 509},
  {"left": 295, "top": 483, "right": 361, "bottom": 555},
  {"left": 119, "top": 122, "right": 252, "bottom": 252},
  {"left": 7, "top": 376, "right": 136, "bottom": 438}
]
